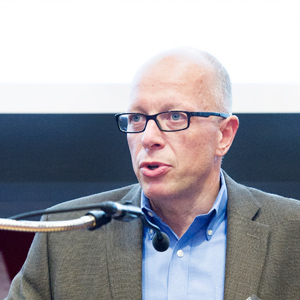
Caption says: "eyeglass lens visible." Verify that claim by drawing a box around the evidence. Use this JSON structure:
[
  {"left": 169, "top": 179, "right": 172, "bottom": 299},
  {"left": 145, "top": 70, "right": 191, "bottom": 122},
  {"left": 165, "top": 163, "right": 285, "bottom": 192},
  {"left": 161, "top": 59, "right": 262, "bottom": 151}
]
[{"left": 119, "top": 111, "right": 189, "bottom": 132}]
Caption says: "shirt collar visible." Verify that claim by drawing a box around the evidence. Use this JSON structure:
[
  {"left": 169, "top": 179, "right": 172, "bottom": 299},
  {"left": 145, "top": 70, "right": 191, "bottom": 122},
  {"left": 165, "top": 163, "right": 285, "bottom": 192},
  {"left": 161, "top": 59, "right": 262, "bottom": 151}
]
[{"left": 141, "top": 171, "right": 228, "bottom": 241}]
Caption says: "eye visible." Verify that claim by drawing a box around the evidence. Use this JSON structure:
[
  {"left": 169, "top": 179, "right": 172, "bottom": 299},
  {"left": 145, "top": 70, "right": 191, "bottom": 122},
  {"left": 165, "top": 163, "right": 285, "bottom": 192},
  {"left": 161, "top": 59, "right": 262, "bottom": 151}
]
[
  {"left": 171, "top": 112, "right": 181, "bottom": 121},
  {"left": 130, "top": 114, "right": 142, "bottom": 123}
]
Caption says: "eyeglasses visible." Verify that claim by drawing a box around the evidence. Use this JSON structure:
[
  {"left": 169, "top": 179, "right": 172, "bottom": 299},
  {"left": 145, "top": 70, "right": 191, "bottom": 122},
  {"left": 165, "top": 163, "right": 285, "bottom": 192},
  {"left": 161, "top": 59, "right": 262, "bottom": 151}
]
[{"left": 115, "top": 111, "right": 230, "bottom": 133}]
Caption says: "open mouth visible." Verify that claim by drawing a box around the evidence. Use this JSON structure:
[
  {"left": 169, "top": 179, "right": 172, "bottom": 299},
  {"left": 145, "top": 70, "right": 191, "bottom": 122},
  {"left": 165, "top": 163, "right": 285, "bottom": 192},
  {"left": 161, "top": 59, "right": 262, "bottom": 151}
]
[
  {"left": 140, "top": 162, "right": 170, "bottom": 177},
  {"left": 148, "top": 165, "right": 159, "bottom": 170}
]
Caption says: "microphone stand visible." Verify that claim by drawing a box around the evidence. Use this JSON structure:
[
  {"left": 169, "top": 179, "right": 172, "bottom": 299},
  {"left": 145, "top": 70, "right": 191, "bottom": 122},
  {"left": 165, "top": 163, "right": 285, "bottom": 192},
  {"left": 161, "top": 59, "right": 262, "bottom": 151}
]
[
  {"left": 0, "top": 210, "right": 111, "bottom": 233},
  {"left": 0, "top": 215, "right": 96, "bottom": 232},
  {"left": 0, "top": 202, "right": 170, "bottom": 251}
]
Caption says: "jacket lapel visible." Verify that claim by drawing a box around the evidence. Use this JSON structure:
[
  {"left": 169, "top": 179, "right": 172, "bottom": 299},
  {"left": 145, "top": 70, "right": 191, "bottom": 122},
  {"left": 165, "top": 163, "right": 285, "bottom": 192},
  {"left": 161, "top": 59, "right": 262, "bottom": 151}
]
[
  {"left": 105, "top": 185, "right": 143, "bottom": 300},
  {"left": 102, "top": 176, "right": 271, "bottom": 299},
  {"left": 224, "top": 174, "right": 270, "bottom": 300}
]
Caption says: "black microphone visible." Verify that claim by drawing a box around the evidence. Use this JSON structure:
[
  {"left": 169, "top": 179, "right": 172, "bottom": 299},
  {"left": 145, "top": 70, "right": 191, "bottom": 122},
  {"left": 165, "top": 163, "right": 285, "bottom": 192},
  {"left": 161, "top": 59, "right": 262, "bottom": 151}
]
[
  {"left": 152, "top": 231, "right": 170, "bottom": 252},
  {"left": 100, "top": 201, "right": 170, "bottom": 252},
  {"left": 139, "top": 214, "right": 170, "bottom": 252},
  {"left": 99, "top": 201, "right": 143, "bottom": 221}
]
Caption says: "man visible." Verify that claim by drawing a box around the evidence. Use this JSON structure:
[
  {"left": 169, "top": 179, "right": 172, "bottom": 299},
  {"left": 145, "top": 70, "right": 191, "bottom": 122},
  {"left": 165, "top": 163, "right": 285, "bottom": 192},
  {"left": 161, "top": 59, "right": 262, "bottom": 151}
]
[{"left": 6, "top": 48, "right": 300, "bottom": 299}]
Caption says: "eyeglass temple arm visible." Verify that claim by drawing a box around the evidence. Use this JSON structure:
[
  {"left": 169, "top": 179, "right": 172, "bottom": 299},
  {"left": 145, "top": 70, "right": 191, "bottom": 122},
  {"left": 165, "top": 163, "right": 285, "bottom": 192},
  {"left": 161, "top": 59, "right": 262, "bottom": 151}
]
[{"left": 191, "top": 112, "right": 230, "bottom": 118}]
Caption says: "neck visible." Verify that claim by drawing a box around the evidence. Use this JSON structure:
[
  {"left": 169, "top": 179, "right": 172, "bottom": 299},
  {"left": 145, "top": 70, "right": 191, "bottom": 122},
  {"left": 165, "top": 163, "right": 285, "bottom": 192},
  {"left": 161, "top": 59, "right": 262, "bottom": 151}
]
[{"left": 149, "top": 172, "right": 221, "bottom": 238}]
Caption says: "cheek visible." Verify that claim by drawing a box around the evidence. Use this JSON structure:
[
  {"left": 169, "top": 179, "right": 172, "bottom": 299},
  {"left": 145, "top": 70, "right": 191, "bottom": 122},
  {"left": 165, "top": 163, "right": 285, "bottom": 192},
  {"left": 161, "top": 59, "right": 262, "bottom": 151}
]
[
  {"left": 127, "top": 136, "right": 140, "bottom": 166},
  {"left": 169, "top": 133, "right": 203, "bottom": 166},
  {"left": 127, "top": 134, "right": 136, "bottom": 151},
  {"left": 180, "top": 130, "right": 218, "bottom": 161}
]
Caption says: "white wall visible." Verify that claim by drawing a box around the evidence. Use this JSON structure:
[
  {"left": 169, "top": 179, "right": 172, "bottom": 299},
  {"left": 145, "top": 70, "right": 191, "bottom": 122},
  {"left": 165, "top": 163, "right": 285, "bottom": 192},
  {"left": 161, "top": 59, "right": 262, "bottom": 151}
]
[
  {"left": 0, "top": 83, "right": 299, "bottom": 113},
  {"left": 0, "top": 0, "right": 299, "bottom": 113}
]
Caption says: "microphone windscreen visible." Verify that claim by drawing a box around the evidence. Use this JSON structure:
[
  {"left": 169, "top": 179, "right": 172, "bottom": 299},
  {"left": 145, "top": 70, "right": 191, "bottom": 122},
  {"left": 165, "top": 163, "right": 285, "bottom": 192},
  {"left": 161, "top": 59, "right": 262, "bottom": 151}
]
[{"left": 152, "top": 232, "right": 170, "bottom": 252}]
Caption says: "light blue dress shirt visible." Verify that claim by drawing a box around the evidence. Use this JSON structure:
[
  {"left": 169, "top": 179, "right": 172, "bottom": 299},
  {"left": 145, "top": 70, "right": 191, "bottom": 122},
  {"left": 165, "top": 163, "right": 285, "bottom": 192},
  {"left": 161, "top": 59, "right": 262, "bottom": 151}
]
[{"left": 142, "top": 172, "right": 228, "bottom": 300}]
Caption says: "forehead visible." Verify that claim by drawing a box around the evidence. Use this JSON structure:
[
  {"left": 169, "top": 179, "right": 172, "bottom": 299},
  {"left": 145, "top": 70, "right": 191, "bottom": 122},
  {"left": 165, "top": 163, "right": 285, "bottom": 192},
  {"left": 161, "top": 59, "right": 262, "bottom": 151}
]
[{"left": 128, "top": 55, "right": 216, "bottom": 112}]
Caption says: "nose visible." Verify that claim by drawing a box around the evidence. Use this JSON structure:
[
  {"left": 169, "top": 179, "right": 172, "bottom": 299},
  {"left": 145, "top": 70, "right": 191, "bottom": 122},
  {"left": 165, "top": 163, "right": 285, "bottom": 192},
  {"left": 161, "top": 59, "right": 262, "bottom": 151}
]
[{"left": 141, "top": 119, "right": 165, "bottom": 150}]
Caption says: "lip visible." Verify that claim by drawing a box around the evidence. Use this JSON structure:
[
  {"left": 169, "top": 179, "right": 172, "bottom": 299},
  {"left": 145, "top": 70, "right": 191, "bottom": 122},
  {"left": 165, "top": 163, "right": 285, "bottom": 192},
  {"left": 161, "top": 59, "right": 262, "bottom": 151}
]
[{"left": 139, "top": 161, "right": 171, "bottom": 178}]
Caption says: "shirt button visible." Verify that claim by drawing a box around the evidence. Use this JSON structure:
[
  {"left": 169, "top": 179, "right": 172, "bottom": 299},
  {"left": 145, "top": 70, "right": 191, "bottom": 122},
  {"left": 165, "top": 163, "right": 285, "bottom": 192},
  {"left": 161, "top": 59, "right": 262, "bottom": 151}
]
[
  {"left": 207, "top": 230, "right": 213, "bottom": 236},
  {"left": 147, "top": 211, "right": 154, "bottom": 217},
  {"left": 177, "top": 250, "right": 184, "bottom": 258}
]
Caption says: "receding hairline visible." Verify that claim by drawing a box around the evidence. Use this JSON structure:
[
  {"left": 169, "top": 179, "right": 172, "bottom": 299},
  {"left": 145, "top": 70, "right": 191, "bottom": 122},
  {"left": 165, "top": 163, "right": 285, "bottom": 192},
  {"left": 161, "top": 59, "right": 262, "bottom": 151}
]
[
  {"left": 130, "top": 47, "right": 232, "bottom": 114},
  {"left": 133, "top": 47, "right": 214, "bottom": 79}
]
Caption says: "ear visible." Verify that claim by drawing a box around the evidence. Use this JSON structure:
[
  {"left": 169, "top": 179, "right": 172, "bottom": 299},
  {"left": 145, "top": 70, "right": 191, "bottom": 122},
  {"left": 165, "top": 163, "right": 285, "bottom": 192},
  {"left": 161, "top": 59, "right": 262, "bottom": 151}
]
[{"left": 216, "top": 115, "right": 239, "bottom": 157}]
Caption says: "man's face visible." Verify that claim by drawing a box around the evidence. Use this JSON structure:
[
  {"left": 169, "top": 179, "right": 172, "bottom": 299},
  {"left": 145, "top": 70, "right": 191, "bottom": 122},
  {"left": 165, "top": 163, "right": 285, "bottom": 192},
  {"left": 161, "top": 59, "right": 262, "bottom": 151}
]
[{"left": 127, "top": 58, "right": 224, "bottom": 203}]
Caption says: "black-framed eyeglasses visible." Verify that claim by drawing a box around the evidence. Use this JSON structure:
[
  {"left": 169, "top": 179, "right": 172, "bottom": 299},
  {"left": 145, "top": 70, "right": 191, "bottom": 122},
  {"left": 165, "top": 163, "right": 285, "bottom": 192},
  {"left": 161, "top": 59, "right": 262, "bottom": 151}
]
[{"left": 115, "top": 111, "right": 230, "bottom": 133}]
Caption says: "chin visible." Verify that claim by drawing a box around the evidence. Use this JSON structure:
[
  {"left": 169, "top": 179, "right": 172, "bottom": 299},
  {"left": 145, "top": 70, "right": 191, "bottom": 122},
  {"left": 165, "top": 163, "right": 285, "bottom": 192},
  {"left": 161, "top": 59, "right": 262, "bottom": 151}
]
[{"left": 141, "top": 182, "right": 174, "bottom": 201}]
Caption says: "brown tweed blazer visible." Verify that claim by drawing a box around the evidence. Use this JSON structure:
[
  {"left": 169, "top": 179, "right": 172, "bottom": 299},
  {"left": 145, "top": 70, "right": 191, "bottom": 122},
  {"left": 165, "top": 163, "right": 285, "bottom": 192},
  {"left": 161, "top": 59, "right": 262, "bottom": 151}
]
[{"left": 6, "top": 173, "right": 300, "bottom": 300}]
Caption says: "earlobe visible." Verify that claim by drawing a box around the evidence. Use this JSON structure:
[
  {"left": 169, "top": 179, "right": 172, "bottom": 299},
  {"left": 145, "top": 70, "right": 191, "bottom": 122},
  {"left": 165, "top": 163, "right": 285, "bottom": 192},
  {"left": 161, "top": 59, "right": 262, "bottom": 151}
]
[{"left": 216, "top": 116, "right": 239, "bottom": 157}]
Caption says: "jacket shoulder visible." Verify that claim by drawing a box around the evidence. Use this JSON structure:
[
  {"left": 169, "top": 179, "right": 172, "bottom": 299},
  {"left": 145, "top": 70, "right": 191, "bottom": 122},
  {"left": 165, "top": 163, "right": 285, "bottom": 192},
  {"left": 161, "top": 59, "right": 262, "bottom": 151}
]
[
  {"left": 247, "top": 186, "right": 300, "bottom": 221},
  {"left": 46, "top": 183, "right": 141, "bottom": 220},
  {"left": 224, "top": 171, "right": 300, "bottom": 225}
]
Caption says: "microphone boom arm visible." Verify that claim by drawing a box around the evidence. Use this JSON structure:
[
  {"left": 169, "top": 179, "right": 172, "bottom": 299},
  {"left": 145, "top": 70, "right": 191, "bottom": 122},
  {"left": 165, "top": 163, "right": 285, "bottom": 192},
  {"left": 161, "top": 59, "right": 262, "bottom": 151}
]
[
  {"left": 0, "top": 210, "right": 112, "bottom": 233},
  {"left": 0, "top": 215, "right": 96, "bottom": 233},
  {"left": 1, "top": 201, "right": 170, "bottom": 251}
]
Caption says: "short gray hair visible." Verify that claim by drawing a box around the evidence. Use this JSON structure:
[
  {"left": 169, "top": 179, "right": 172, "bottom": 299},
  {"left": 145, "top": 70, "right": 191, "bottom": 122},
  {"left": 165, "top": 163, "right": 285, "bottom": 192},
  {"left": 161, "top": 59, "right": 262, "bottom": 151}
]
[{"left": 201, "top": 51, "right": 232, "bottom": 114}]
